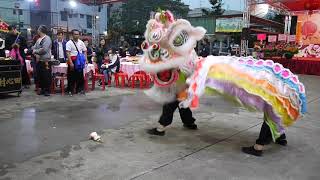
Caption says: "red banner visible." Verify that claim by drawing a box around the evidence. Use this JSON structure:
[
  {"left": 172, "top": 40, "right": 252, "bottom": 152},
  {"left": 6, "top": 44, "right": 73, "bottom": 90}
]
[
  {"left": 257, "top": 34, "right": 266, "bottom": 41},
  {"left": 296, "top": 13, "right": 320, "bottom": 45}
]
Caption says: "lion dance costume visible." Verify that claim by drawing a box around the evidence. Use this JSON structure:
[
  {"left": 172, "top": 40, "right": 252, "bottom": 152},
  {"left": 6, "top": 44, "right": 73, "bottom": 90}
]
[{"left": 140, "top": 10, "right": 307, "bottom": 143}]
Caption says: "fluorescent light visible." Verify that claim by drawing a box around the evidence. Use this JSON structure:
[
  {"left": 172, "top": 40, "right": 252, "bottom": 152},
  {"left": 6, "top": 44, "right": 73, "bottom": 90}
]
[{"left": 69, "top": 0, "right": 77, "bottom": 8}]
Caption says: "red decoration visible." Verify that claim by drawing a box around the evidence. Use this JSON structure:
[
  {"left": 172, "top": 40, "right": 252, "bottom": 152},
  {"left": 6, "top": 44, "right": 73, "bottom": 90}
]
[
  {"left": 157, "top": 70, "right": 172, "bottom": 82},
  {"left": 141, "top": 41, "right": 149, "bottom": 50},
  {"left": 302, "top": 21, "right": 318, "bottom": 39},
  {"left": 304, "top": 2, "right": 311, "bottom": 10},
  {"left": 282, "top": 0, "right": 320, "bottom": 12},
  {"left": 152, "top": 44, "right": 160, "bottom": 50},
  {"left": 257, "top": 34, "right": 267, "bottom": 41},
  {"left": 0, "top": 19, "right": 9, "bottom": 32}
]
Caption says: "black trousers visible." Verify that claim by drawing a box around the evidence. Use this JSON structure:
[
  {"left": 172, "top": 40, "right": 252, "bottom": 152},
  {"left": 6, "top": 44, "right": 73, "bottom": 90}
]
[
  {"left": 31, "top": 59, "right": 39, "bottom": 85},
  {"left": 67, "top": 66, "right": 84, "bottom": 93},
  {"left": 37, "top": 61, "right": 52, "bottom": 91},
  {"left": 256, "top": 121, "right": 273, "bottom": 145},
  {"left": 159, "top": 100, "right": 196, "bottom": 127},
  {"left": 21, "top": 60, "right": 30, "bottom": 85},
  {"left": 58, "top": 58, "right": 66, "bottom": 63}
]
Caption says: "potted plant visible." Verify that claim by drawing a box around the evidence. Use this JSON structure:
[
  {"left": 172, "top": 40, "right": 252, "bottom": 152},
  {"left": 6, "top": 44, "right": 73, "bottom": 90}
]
[
  {"left": 283, "top": 45, "right": 299, "bottom": 59},
  {"left": 262, "top": 45, "right": 276, "bottom": 58}
]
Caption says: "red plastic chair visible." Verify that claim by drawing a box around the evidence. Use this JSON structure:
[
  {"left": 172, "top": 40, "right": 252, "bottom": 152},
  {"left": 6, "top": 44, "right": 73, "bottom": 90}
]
[
  {"left": 51, "top": 76, "right": 67, "bottom": 95},
  {"left": 84, "top": 70, "right": 93, "bottom": 92},
  {"left": 128, "top": 71, "right": 152, "bottom": 88},
  {"left": 92, "top": 68, "right": 105, "bottom": 91},
  {"left": 143, "top": 72, "right": 153, "bottom": 88},
  {"left": 110, "top": 71, "right": 129, "bottom": 88}
]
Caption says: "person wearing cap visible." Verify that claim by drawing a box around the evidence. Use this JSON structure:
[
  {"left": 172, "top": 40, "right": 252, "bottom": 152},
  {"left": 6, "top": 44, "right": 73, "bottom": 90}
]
[{"left": 31, "top": 25, "right": 52, "bottom": 96}]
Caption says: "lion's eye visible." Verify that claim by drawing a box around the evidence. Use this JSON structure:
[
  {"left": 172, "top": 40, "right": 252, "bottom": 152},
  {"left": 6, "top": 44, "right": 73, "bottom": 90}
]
[
  {"left": 160, "top": 49, "right": 170, "bottom": 60},
  {"left": 173, "top": 30, "right": 188, "bottom": 47},
  {"left": 150, "top": 49, "right": 160, "bottom": 60},
  {"left": 149, "top": 30, "right": 162, "bottom": 42}
]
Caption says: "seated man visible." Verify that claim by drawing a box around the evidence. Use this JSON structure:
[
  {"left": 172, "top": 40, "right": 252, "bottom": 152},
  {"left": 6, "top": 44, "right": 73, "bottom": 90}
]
[{"left": 101, "top": 48, "right": 120, "bottom": 85}]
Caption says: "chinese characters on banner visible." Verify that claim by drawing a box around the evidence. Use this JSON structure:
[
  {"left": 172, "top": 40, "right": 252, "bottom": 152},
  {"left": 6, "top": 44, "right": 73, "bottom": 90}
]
[
  {"left": 0, "top": 71, "right": 22, "bottom": 93},
  {"left": 278, "top": 34, "right": 287, "bottom": 41},
  {"left": 288, "top": 35, "right": 296, "bottom": 42},
  {"left": 268, "top": 35, "right": 277, "bottom": 42},
  {"left": 0, "top": 77, "right": 21, "bottom": 87}
]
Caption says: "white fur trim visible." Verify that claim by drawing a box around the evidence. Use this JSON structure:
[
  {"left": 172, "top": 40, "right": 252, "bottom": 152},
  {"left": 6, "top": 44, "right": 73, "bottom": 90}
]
[
  {"left": 192, "top": 27, "right": 206, "bottom": 40},
  {"left": 144, "top": 85, "right": 176, "bottom": 103},
  {"left": 140, "top": 55, "right": 186, "bottom": 73},
  {"left": 166, "top": 19, "right": 206, "bottom": 56}
]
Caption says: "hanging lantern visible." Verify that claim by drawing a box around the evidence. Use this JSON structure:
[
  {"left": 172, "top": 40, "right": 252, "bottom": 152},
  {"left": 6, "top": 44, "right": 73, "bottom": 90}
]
[
  {"left": 304, "top": 2, "right": 311, "bottom": 10},
  {"left": 304, "top": 0, "right": 320, "bottom": 14}
]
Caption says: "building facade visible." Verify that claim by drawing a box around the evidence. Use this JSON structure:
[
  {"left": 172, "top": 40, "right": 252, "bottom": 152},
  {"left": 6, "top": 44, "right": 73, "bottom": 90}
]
[
  {"left": 0, "top": 0, "right": 31, "bottom": 33},
  {"left": 0, "top": 0, "right": 108, "bottom": 38},
  {"left": 49, "top": 0, "right": 108, "bottom": 35}
]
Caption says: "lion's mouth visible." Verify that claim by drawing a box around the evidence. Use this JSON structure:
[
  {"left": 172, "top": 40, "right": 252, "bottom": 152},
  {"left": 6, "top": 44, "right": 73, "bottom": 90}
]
[
  {"left": 156, "top": 70, "right": 173, "bottom": 82},
  {"left": 153, "top": 69, "right": 179, "bottom": 87}
]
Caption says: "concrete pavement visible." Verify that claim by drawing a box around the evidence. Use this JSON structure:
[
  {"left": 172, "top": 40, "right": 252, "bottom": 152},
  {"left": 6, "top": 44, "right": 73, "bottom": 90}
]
[{"left": 0, "top": 75, "right": 319, "bottom": 180}]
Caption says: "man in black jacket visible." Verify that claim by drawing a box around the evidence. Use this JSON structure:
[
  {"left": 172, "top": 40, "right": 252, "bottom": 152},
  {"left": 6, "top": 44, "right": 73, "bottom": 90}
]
[
  {"left": 52, "top": 31, "right": 67, "bottom": 63},
  {"left": 5, "top": 25, "right": 30, "bottom": 88}
]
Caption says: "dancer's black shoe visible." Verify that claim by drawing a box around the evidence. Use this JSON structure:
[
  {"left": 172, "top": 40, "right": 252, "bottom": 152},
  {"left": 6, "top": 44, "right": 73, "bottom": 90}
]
[
  {"left": 276, "top": 134, "right": 287, "bottom": 146},
  {"left": 242, "top": 146, "right": 263, "bottom": 157},
  {"left": 147, "top": 128, "right": 165, "bottom": 136},
  {"left": 183, "top": 123, "right": 198, "bottom": 130}
]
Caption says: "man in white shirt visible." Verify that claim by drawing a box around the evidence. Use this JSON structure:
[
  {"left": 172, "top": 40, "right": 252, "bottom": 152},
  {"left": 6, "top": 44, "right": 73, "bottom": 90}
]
[{"left": 66, "top": 29, "right": 87, "bottom": 95}]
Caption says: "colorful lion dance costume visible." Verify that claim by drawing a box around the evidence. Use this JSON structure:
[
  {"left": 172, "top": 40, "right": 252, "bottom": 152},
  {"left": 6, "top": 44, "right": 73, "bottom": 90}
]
[{"left": 140, "top": 10, "right": 307, "bottom": 141}]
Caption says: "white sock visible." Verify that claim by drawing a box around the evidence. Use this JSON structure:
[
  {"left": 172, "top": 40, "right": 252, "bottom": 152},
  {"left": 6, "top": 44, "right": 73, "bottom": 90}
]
[{"left": 156, "top": 124, "right": 166, "bottom": 132}]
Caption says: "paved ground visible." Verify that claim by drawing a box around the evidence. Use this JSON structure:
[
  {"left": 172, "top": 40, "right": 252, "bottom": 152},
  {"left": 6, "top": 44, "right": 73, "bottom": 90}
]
[{"left": 0, "top": 75, "right": 319, "bottom": 180}]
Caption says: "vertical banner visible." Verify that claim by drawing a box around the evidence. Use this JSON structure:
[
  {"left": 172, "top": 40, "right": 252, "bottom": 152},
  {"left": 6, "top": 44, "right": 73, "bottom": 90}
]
[
  {"left": 296, "top": 21, "right": 302, "bottom": 43},
  {"left": 268, "top": 35, "right": 277, "bottom": 42}
]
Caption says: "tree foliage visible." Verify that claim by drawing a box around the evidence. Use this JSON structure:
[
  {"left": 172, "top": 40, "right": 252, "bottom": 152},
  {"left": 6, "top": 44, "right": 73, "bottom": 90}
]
[
  {"left": 109, "top": 0, "right": 189, "bottom": 36},
  {"left": 202, "top": 0, "right": 224, "bottom": 17}
]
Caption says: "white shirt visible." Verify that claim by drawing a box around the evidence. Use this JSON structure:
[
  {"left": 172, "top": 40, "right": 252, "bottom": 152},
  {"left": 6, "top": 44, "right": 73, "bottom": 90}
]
[
  {"left": 66, "top": 39, "right": 87, "bottom": 56},
  {"left": 36, "top": 36, "right": 45, "bottom": 44},
  {"left": 108, "top": 54, "right": 119, "bottom": 72},
  {"left": 58, "top": 42, "right": 64, "bottom": 59}
]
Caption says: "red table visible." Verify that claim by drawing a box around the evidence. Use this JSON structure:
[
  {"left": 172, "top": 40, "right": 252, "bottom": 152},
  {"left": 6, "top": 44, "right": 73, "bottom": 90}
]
[{"left": 267, "top": 57, "right": 320, "bottom": 76}]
